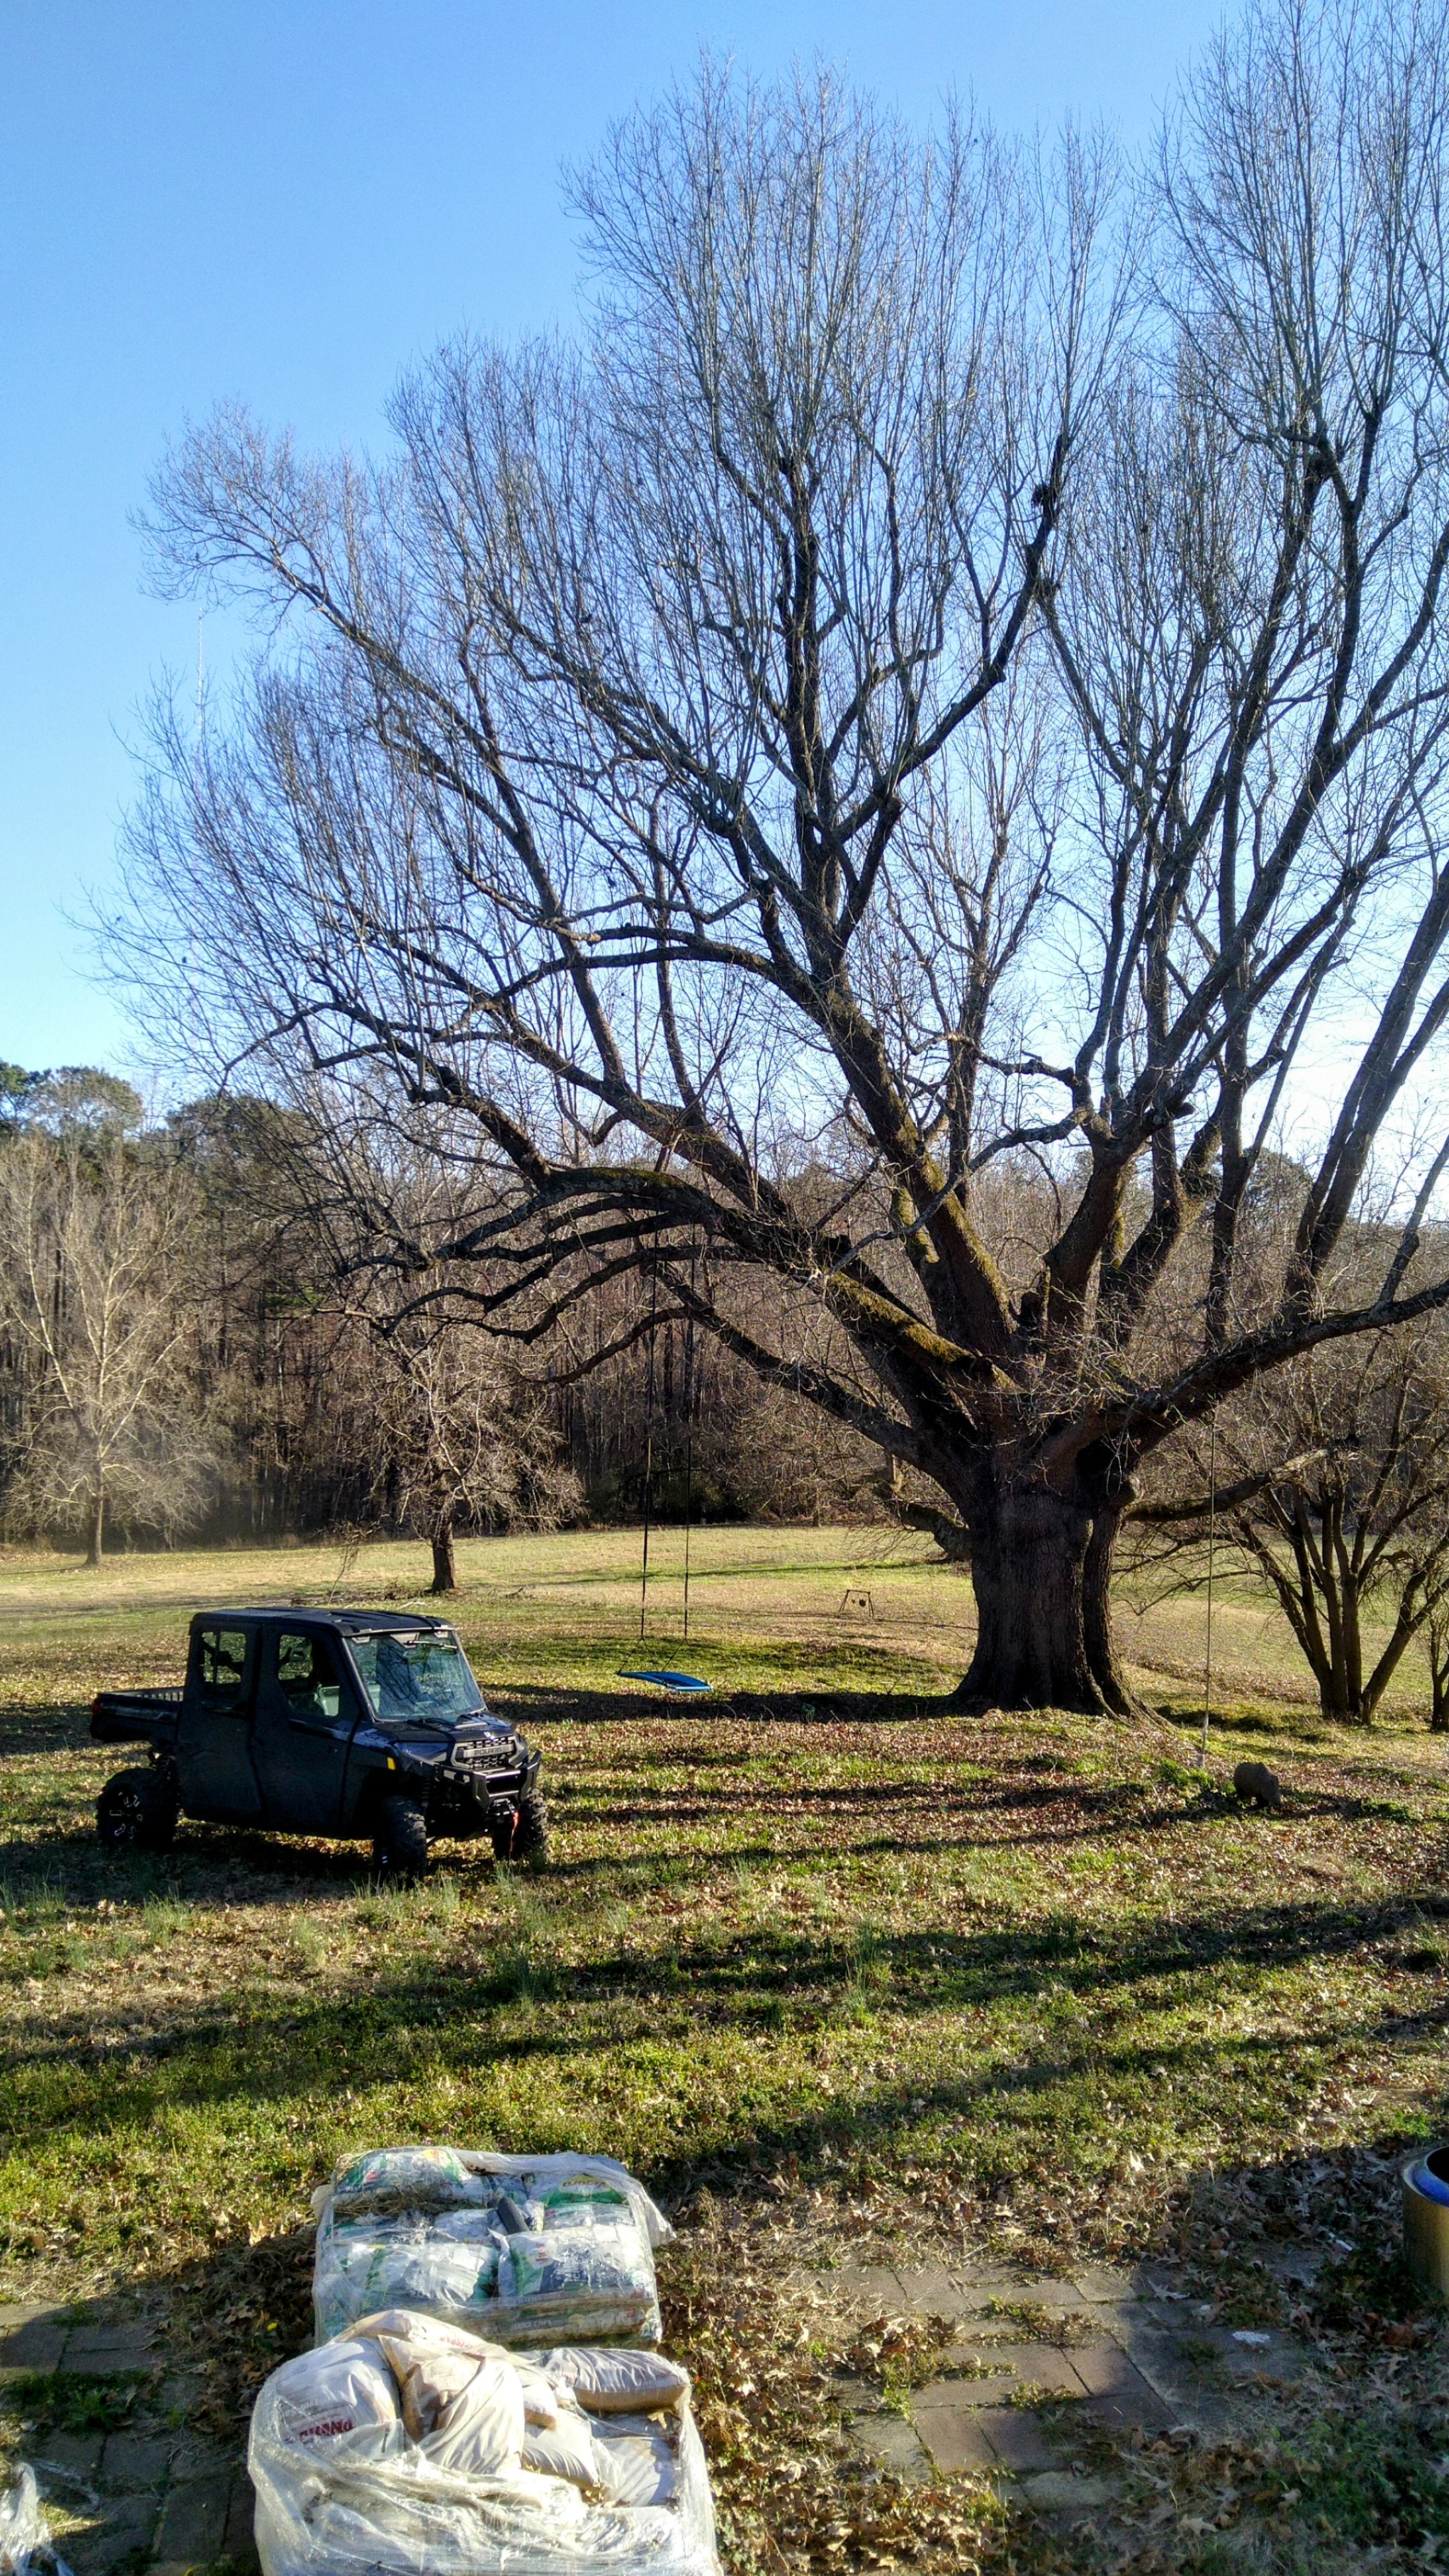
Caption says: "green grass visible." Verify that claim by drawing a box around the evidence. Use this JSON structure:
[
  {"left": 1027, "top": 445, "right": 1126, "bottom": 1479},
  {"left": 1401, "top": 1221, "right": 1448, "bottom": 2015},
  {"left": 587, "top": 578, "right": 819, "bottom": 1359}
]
[
  {"left": 3, "top": 2369, "right": 152, "bottom": 2432},
  {"left": 1, "top": 1524, "right": 1447, "bottom": 2571}
]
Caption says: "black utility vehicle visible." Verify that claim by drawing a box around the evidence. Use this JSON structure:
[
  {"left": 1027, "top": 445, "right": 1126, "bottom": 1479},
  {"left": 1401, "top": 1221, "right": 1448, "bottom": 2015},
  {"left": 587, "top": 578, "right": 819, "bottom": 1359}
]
[{"left": 91, "top": 1609, "right": 545, "bottom": 1881}]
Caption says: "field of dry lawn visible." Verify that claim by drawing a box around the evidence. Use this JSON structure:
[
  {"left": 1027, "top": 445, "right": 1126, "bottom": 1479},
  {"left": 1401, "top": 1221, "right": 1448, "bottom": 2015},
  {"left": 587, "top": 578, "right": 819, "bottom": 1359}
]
[{"left": 1, "top": 1526, "right": 1447, "bottom": 2573}]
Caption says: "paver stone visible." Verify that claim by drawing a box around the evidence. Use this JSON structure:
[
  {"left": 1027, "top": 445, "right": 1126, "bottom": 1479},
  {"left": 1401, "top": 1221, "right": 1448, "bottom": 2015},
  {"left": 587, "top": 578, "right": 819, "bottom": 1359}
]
[
  {"left": 970, "top": 2408, "right": 1057, "bottom": 2473},
  {"left": 890, "top": 2260, "right": 987, "bottom": 2318},
  {"left": 224, "top": 2469, "right": 261, "bottom": 2572},
  {"left": 910, "top": 2396, "right": 998, "bottom": 2475},
  {"left": 98, "top": 2431, "right": 176, "bottom": 2493},
  {"left": 154, "top": 2469, "right": 233, "bottom": 2567},
  {"left": 0, "top": 2307, "right": 66, "bottom": 2374},
  {"left": 829, "top": 2263, "right": 912, "bottom": 2308},
  {"left": 65, "top": 2494, "right": 159, "bottom": 2576},
  {"left": 850, "top": 2410, "right": 934, "bottom": 2484},
  {"left": 928, "top": 2366, "right": 1022, "bottom": 2406},
  {"left": 66, "top": 2328, "right": 155, "bottom": 2373},
  {"left": 36, "top": 2429, "right": 105, "bottom": 2479},
  {"left": 1069, "top": 2341, "right": 1177, "bottom": 2433},
  {"left": 1021, "top": 2469, "right": 1116, "bottom": 2512}
]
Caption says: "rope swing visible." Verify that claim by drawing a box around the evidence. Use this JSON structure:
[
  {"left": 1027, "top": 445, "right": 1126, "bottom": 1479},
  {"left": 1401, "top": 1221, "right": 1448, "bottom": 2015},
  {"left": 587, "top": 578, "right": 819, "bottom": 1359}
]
[
  {"left": 682, "top": 1234, "right": 697, "bottom": 1643},
  {"left": 1201, "top": 1410, "right": 1218, "bottom": 1764},
  {"left": 638, "top": 1232, "right": 660, "bottom": 1644},
  {"left": 621, "top": 1224, "right": 710, "bottom": 1695}
]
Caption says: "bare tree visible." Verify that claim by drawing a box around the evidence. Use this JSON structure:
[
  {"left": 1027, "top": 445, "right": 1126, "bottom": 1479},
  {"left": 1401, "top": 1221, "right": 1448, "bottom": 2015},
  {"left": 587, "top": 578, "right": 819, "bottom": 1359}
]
[
  {"left": 119, "top": 19, "right": 1449, "bottom": 1710},
  {"left": 1136, "top": 1305, "right": 1449, "bottom": 1723},
  {"left": 183, "top": 1087, "right": 583, "bottom": 1588},
  {"left": 347, "top": 1303, "right": 578, "bottom": 1592},
  {"left": 0, "top": 1094, "right": 211, "bottom": 1562}
]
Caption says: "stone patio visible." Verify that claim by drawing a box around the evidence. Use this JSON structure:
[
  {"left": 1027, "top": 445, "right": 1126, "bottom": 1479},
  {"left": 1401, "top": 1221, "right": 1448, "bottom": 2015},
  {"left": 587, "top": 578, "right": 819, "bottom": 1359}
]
[
  {"left": 0, "top": 2251, "right": 1324, "bottom": 2567},
  {"left": 822, "top": 2251, "right": 1319, "bottom": 2524},
  {"left": 0, "top": 2302, "right": 256, "bottom": 2576}
]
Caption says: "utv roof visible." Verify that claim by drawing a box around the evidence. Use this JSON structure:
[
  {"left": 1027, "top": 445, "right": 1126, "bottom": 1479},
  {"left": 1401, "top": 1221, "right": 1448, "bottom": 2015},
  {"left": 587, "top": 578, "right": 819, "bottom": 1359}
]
[{"left": 187, "top": 1607, "right": 455, "bottom": 1632}]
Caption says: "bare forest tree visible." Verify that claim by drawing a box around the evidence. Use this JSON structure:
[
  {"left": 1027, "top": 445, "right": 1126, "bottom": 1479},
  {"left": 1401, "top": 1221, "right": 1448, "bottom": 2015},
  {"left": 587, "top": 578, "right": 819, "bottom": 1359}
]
[
  {"left": 120, "top": 11, "right": 1449, "bottom": 1709},
  {"left": 554, "top": 1266, "right": 889, "bottom": 1523},
  {"left": 0, "top": 1088, "right": 213, "bottom": 1562},
  {"left": 1135, "top": 1297, "right": 1449, "bottom": 1723},
  {"left": 350, "top": 1306, "right": 580, "bottom": 1592},
  {"left": 194, "top": 1095, "right": 583, "bottom": 1587}
]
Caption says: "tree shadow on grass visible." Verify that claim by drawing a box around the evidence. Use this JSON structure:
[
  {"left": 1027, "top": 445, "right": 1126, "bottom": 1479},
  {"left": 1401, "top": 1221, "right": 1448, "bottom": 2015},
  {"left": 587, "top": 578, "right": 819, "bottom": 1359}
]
[
  {"left": 493, "top": 1683, "right": 959, "bottom": 1726},
  {"left": 3, "top": 1757, "right": 1439, "bottom": 1916},
  {"left": 7, "top": 1879, "right": 1449, "bottom": 2170}
]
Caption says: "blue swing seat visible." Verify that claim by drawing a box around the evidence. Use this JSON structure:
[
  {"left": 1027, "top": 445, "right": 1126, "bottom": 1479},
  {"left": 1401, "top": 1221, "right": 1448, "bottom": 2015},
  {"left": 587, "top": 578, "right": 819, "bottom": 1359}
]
[{"left": 617, "top": 1668, "right": 712, "bottom": 1694}]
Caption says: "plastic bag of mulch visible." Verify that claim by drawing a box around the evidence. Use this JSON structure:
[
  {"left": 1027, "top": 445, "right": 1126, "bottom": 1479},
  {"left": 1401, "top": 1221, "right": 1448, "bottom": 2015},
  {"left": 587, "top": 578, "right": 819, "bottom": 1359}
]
[
  {"left": 311, "top": 2151, "right": 669, "bottom": 2349},
  {"left": 0, "top": 2468, "right": 74, "bottom": 2576},
  {"left": 248, "top": 2308, "right": 718, "bottom": 2576}
]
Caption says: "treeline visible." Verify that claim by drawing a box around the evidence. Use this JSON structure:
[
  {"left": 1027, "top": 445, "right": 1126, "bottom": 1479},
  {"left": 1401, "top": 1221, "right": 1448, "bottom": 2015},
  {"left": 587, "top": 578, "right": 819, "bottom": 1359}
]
[
  {"left": 0, "top": 1066, "right": 883, "bottom": 1578},
  {"left": 6, "top": 1061, "right": 1449, "bottom": 1729}
]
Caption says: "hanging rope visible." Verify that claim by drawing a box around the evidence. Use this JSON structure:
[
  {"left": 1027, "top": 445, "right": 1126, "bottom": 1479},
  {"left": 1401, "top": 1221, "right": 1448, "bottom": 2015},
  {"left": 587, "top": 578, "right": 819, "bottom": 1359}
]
[
  {"left": 1201, "top": 1410, "right": 1217, "bottom": 1763},
  {"left": 639, "top": 1233, "right": 661, "bottom": 1643},
  {"left": 682, "top": 1234, "right": 698, "bottom": 1642}
]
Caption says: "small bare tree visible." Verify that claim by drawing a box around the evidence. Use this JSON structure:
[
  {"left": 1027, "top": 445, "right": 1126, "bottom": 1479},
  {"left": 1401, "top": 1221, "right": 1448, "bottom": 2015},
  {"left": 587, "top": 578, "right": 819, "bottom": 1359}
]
[
  {"left": 1136, "top": 1308, "right": 1449, "bottom": 1723},
  {"left": 120, "top": 17, "right": 1449, "bottom": 1709},
  {"left": 0, "top": 1097, "right": 211, "bottom": 1562},
  {"left": 207, "top": 1087, "right": 582, "bottom": 1589},
  {"left": 365, "top": 1311, "right": 578, "bottom": 1591}
]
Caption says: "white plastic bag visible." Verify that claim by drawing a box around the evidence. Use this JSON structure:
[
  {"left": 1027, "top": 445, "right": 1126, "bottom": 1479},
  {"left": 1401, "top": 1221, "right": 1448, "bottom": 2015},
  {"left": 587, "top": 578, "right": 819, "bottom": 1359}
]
[
  {"left": 264, "top": 2339, "right": 403, "bottom": 2463},
  {"left": 313, "top": 2216, "right": 500, "bottom": 2345},
  {"left": 250, "top": 2332, "right": 720, "bottom": 2576},
  {"left": 327, "top": 2147, "right": 485, "bottom": 2209},
  {"left": 372, "top": 2334, "right": 524, "bottom": 2478},
  {"left": 590, "top": 2418, "right": 680, "bottom": 2511},
  {"left": 0, "top": 2468, "right": 72, "bottom": 2576},
  {"left": 520, "top": 2406, "right": 615, "bottom": 2493}
]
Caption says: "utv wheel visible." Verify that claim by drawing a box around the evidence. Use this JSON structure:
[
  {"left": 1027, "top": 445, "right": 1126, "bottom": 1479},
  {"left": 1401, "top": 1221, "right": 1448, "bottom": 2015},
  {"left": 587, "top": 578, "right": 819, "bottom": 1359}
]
[
  {"left": 372, "top": 1796, "right": 429, "bottom": 1886},
  {"left": 97, "top": 1768, "right": 177, "bottom": 1854},
  {"left": 493, "top": 1782, "right": 549, "bottom": 1872}
]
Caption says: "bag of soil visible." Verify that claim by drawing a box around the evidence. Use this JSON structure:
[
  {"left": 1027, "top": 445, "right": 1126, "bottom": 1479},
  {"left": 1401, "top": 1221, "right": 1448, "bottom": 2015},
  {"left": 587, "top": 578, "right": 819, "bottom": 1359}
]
[
  {"left": 312, "top": 2151, "right": 669, "bottom": 2348},
  {"left": 540, "top": 2351, "right": 691, "bottom": 2416},
  {"left": 313, "top": 2212, "right": 502, "bottom": 2345},
  {"left": 250, "top": 2322, "right": 720, "bottom": 2576}
]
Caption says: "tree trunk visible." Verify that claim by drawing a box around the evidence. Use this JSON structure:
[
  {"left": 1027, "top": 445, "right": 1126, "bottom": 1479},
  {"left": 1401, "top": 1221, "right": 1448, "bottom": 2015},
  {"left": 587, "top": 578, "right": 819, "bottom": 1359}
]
[
  {"left": 953, "top": 1483, "right": 1135, "bottom": 1715},
  {"left": 429, "top": 1522, "right": 458, "bottom": 1594},
  {"left": 86, "top": 1486, "right": 105, "bottom": 1569}
]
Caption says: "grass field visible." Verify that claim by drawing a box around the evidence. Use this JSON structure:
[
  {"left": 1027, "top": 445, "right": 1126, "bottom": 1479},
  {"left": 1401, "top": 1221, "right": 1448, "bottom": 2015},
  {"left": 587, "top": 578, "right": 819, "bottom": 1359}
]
[{"left": 2, "top": 1525, "right": 1448, "bottom": 2572}]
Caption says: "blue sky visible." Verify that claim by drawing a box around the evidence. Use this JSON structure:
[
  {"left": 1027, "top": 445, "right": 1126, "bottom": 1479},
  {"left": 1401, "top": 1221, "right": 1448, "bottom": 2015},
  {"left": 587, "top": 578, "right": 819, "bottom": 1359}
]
[{"left": 0, "top": 0, "right": 1224, "bottom": 1082}]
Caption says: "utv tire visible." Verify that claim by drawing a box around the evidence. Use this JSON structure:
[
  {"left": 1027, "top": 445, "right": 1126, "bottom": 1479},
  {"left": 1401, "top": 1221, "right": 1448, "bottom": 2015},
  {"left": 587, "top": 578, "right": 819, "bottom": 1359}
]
[
  {"left": 97, "top": 1768, "right": 178, "bottom": 1854},
  {"left": 492, "top": 1782, "right": 549, "bottom": 1872},
  {"left": 373, "top": 1796, "right": 429, "bottom": 1886}
]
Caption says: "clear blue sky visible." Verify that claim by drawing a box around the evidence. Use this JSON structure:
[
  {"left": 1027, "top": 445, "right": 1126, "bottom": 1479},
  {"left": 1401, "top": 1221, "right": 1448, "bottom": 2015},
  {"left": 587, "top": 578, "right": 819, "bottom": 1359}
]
[{"left": 0, "top": 0, "right": 1223, "bottom": 1083}]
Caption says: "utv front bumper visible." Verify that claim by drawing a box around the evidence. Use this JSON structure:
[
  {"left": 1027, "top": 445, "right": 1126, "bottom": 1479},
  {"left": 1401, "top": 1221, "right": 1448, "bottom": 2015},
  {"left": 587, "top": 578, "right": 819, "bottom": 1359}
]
[{"left": 397, "top": 1738, "right": 540, "bottom": 1835}]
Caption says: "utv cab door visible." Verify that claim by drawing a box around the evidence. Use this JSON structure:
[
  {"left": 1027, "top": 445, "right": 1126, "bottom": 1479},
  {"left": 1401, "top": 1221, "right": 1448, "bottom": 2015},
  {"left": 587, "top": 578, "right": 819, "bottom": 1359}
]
[
  {"left": 252, "top": 1628, "right": 357, "bottom": 1834},
  {"left": 177, "top": 1623, "right": 264, "bottom": 1821}
]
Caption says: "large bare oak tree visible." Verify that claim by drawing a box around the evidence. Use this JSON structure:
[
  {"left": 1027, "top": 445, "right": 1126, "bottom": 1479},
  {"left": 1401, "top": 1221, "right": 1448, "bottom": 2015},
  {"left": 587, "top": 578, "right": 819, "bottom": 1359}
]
[{"left": 121, "top": 13, "right": 1449, "bottom": 1709}]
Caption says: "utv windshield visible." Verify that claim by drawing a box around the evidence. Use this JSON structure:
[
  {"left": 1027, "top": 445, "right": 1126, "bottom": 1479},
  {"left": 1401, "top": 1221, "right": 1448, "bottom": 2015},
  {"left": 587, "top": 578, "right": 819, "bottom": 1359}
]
[{"left": 350, "top": 1631, "right": 484, "bottom": 1725}]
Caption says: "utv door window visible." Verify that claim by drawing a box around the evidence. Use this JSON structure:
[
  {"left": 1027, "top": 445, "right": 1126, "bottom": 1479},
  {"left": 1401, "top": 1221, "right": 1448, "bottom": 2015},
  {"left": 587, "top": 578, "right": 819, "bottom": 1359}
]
[
  {"left": 276, "top": 1632, "right": 342, "bottom": 1723},
  {"left": 197, "top": 1627, "right": 250, "bottom": 1705}
]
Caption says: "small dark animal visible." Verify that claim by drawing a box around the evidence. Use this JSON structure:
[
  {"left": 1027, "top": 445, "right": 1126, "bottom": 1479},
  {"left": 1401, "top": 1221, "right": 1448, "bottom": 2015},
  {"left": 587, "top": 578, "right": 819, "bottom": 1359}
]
[{"left": 1234, "top": 1760, "right": 1283, "bottom": 1811}]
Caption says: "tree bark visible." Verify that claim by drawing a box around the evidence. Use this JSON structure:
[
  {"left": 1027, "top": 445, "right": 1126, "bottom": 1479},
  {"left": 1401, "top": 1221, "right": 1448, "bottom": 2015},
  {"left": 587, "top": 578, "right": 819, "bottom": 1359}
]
[
  {"left": 430, "top": 1522, "right": 458, "bottom": 1594},
  {"left": 86, "top": 1486, "right": 105, "bottom": 1570},
  {"left": 953, "top": 1483, "right": 1136, "bottom": 1715}
]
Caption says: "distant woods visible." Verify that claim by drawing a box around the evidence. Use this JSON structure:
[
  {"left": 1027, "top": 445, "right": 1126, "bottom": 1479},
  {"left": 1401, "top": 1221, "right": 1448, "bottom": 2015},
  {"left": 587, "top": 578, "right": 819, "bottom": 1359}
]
[
  {"left": 7, "top": 1065, "right": 1449, "bottom": 1725},
  {"left": 0, "top": 1069, "right": 885, "bottom": 1575}
]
